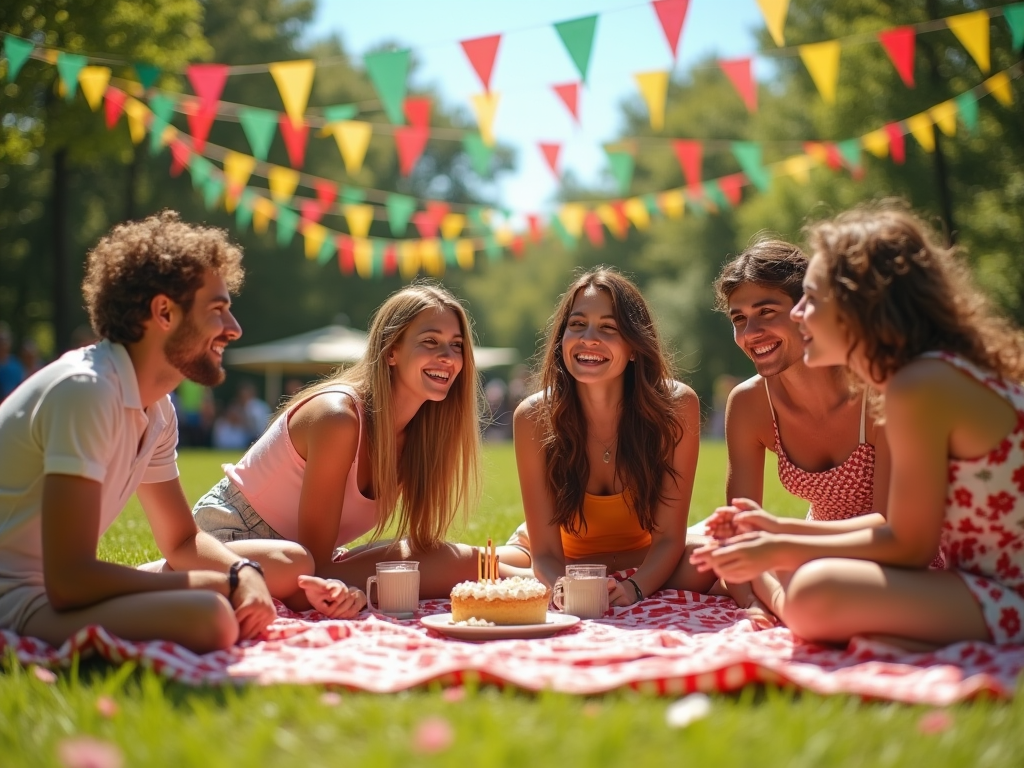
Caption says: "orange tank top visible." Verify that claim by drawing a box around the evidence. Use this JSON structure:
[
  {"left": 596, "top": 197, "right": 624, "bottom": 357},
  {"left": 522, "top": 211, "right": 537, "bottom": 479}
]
[{"left": 560, "top": 492, "right": 651, "bottom": 559}]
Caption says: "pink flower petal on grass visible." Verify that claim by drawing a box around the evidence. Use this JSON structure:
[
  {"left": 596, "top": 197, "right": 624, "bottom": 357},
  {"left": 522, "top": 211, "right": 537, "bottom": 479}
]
[
  {"left": 95, "top": 696, "right": 119, "bottom": 718},
  {"left": 441, "top": 687, "right": 466, "bottom": 702},
  {"left": 918, "top": 710, "right": 954, "bottom": 734},
  {"left": 412, "top": 716, "right": 454, "bottom": 754},
  {"left": 319, "top": 692, "right": 342, "bottom": 706},
  {"left": 33, "top": 666, "right": 58, "bottom": 684},
  {"left": 57, "top": 737, "right": 124, "bottom": 768}
]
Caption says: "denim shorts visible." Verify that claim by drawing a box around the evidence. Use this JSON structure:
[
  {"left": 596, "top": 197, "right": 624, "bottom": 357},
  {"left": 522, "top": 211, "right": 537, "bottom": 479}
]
[{"left": 192, "top": 477, "right": 285, "bottom": 543}]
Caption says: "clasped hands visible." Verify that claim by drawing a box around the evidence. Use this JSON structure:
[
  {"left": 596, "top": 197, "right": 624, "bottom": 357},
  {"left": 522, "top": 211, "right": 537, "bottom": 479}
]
[
  {"left": 689, "top": 498, "right": 793, "bottom": 583},
  {"left": 298, "top": 575, "right": 367, "bottom": 619}
]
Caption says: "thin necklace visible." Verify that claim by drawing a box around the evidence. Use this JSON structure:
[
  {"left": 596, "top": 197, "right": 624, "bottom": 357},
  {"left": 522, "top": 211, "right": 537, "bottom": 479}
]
[{"left": 592, "top": 435, "right": 616, "bottom": 464}]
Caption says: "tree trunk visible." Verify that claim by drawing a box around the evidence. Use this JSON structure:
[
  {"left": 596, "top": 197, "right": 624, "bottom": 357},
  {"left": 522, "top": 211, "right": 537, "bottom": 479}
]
[{"left": 51, "top": 148, "right": 70, "bottom": 352}]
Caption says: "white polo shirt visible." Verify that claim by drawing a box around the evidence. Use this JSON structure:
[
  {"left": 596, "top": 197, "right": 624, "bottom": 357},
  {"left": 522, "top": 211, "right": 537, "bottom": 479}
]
[{"left": 0, "top": 340, "right": 179, "bottom": 586}]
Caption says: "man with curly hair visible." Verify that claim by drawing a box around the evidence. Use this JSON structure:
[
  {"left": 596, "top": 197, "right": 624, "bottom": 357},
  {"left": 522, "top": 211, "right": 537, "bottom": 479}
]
[{"left": 0, "top": 211, "right": 281, "bottom": 653}]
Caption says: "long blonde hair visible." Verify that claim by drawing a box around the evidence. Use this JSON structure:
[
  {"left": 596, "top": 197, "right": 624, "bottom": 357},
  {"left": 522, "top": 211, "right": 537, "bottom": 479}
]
[{"left": 282, "top": 284, "right": 482, "bottom": 551}]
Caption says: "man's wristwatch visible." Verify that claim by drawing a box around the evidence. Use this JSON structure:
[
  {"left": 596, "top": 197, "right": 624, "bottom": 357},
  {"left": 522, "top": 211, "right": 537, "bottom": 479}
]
[{"left": 228, "top": 558, "right": 265, "bottom": 598}]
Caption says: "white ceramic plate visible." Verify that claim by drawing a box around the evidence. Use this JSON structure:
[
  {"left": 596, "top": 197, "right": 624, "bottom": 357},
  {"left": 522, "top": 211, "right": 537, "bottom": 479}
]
[{"left": 420, "top": 612, "right": 580, "bottom": 641}]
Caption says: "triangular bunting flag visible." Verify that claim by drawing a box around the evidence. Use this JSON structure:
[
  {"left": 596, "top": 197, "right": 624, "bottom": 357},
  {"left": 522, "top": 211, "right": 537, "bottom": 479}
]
[
  {"left": 470, "top": 91, "right": 500, "bottom": 146},
  {"left": 422, "top": 239, "right": 444, "bottom": 277},
  {"left": 169, "top": 140, "right": 191, "bottom": 177},
  {"left": 314, "top": 180, "right": 338, "bottom": 211},
  {"left": 338, "top": 235, "right": 355, "bottom": 275},
  {"left": 702, "top": 180, "right": 728, "bottom": 211},
  {"left": 299, "top": 199, "right": 323, "bottom": 225},
  {"left": 355, "top": 238, "right": 374, "bottom": 278},
  {"left": 526, "top": 214, "right": 545, "bottom": 243},
  {"left": 252, "top": 197, "right": 275, "bottom": 235},
  {"left": 947, "top": 10, "right": 990, "bottom": 73},
  {"left": 799, "top": 40, "right": 841, "bottom": 104},
  {"left": 884, "top": 123, "right": 906, "bottom": 164},
  {"left": 441, "top": 213, "right": 466, "bottom": 240},
  {"left": 3, "top": 36, "right": 34, "bottom": 83},
  {"left": 606, "top": 151, "right": 634, "bottom": 194},
  {"left": 186, "top": 105, "right": 217, "bottom": 154},
  {"left": 930, "top": 101, "right": 958, "bottom": 137},
  {"left": 364, "top": 49, "right": 410, "bottom": 124},
  {"left": 276, "top": 206, "right": 300, "bottom": 247},
  {"left": 554, "top": 15, "right": 599, "bottom": 83},
  {"left": 731, "top": 141, "right": 770, "bottom": 191},
  {"left": 187, "top": 63, "right": 229, "bottom": 110},
  {"left": 331, "top": 121, "right": 373, "bottom": 175},
  {"left": 659, "top": 189, "right": 685, "bottom": 219},
  {"left": 878, "top": 27, "right": 916, "bottom": 87},
  {"left": 383, "top": 243, "right": 398, "bottom": 276},
  {"left": 584, "top": 210, "right": 606, "bottom": 247},
  {"left": 344, "top": 204, "right": 374, "bottom": 239},
  {"left": 780, "top": 154, "right": 814, "bottom": 184},
  {"left": 463, "top": 132, "right": 493, "bottom": 176},
  {"left": 539, "top": 142, "right": 561, "bottom": 178},
  {"left": 836, "top": 138, "right": 861, "bottom": 170},
  {"left": 651, "top": 0, "right": 690, "bottom": 59},
  {"left": 719, "top": 174, "right": 745, "bottom": 207},
  {"left": 403, "top": 97, "right": 431, "bottom": 128},
  {"left": 634, "top": 71, "right": 669, "bottom": 131},
  {"left": 278, "top": 115, "right": 309, "bottom": 168},
  {"left": 147, "top": 94, "right": 176, "bottom": 155},
  {"left": 719, "top": 58, "right": 757, "bottom": 112},
  {"left": 316, "top": 233, "right": 338, "bottom": 266},
  {"left": 269, "top": 60, "right": 315, "bottom": 128},
  {"left": 189, "top": 156, "right": 213, "bottom": 189},
  {"left": 386, "top": 194, "right": 417, "bottom": 236},
  {"left": 56, "top": 52, "right": 87, "bottom": 101},
  {"left": 456, "top": 239, "right": 475, "bottom": 270},
  {"left": 395, "top": 126, "right": 429, "bottom": 176},
  {"left": 426, "top": 201, "right": 450, "bottom": 230},
  {"left": 202, "top": 177, "right": 224, "bottom": 211},
  {"left": 303, "top": 222, "right": 328, "bottom": 260},
  {"left": 135, "top": 62, "right": 160, "bottom": 91},
  {"left": 268, "top": 166, "right": 300, "bottom": 203},
  {"left": 553, "top": 82, "right": 580, "bottom": 124},
  {"left": 672, "top": 139, "right": 702, "bottom": 190},
  {"left": 623, "top": 197, "right": 651, "bottom": 230},
  {"left": 861, "top": 129, "right": 889, "bottom": 158},
  {"left": 399, "top": 239, "right": 420, "bottom": 278},
  {"left": 236, "top": 190, "right": 255, "bottom": 232},
  {"left": 441, "top": 238, "right": 458, "bottom": 267},
  {"left": 1006, "top": 4, "right": 1024, "bottom": 50},
  {"left": 123, "top": 97, "right": 150, "bottom": 144},
  {"left": 323, "top": 104, "right": 359, "bottom": 124},
  {"left": 223, "top": 151, "right": 257, "bottom": 198},
  {"left": 756, "top": 0, "right": 789, "bottom": 46},
  {"left": 560, "top": 203, "right": 587, "bottom": 239},
  {"left": 954, "top": 92, "right": 979, "bottom": 133},
  {"left": 78, "top": 66, "right": 111, "bottom": 110},
  {"left": 460, "top": 34, "right": 501, "bottom": 91},
  {"left": 238, "top": 107, "right": 278, "bottom": 162},
  {"left": 412, "top": 210, "right": 439, "bottom": 239},
  {"left": 986, "top": 71, "right": 1014, "bottom": 106},
  {"left": 906, "top": 113, "right": 936, "bottom": 153},
  {"left": 549, "top": 216, "right": 577, "bottom": 249}
]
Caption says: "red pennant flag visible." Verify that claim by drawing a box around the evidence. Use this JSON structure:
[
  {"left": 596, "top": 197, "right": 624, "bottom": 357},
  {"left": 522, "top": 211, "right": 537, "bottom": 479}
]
[
  {"left": 300, "top": 198, "right": 324, "bottom": 224},
  {"left": 412, "top": 210, "right": 439, "bottom": 239},
  {"left": 187, "top": 106, "right": 217, "bottom": 153},
  {"left": 552, "top": 82, "right": 580, "bottom": 124},
  {"left": 719, "top": 58, "right": 757, "bottom": 112},
  {"left": 314, "top": 179, "right": 338, "bottom": 211},
  {"left": 824, "top": 143, "right": 842, "bottom": 171},
  {"left": 187, "top": 63, "right": 229, "bottom": 111},
  {"left": 878, "top": 27, "right": 915, "bottom": 87},
  {"left": 511, "top": 235, "right": 525, "bottom": 258},
  {"left": 337, "top": 235, "right": 355, "bottom": 274},
  {"left": 104, "top": 87, "right": 127, "bottom": 129},
  {"left": 278, "top": 115, "right": 309, "bottom": 169},
  {"left": 609, "top": 201, "right": 630, "bottom": 237},
  {"left": 395, "top": 126, "right": 429, "bottom": 176},
  {"left": 652, "top": 0, "right": 690, "bottom": 60},
  {"left": 460, "top": 34, "right": 501, "bottom": 92},
  {"left": 885, "top": 123, "right": 906, "bottom": 164},
  {"left": 672, "top": 139, "right": 702, "bottom": 191},
  {"left": 583, "top": 210, "right": 605, "bottom": 247},
  {"left": 719, "top": 173, "right": 744, "bottom": 206},
  {"left": 169, "top": 140, "right": 190, "bottom": 177},
  {"left": 526, "top": 213, "right": 544, "bottom": 243},
  {"left": 403, "top": 97, "right": 432, "bottom": 128},
  {"left": 383, "top": 243, "right": 398, "bottom": 276},
  {"left": 425, "top": 201, "right": 450, "bottom": 231},
  {"left": 539, "top": 142, "right": 562, "bottom": 178}
]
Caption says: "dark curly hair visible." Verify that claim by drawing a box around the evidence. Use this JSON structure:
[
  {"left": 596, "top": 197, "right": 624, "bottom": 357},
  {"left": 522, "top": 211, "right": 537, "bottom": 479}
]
[
  {"left": 82, "top": 210, "right": 244, "bottom": 344},
  {"left": 806, "top": 203, "right": 1024, "bottom": 386},
  {"left": 713, "top": 236, "right": 807, "bottom": 312}
]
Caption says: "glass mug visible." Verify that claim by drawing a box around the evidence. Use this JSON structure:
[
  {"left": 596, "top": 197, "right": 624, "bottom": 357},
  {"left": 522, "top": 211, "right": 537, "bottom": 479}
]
[
  {"left": 552, "top": 563, "right": 609, "bottom": 619},
  {"left": 366, "top": 561, "right": 421, "bottom": 618}
]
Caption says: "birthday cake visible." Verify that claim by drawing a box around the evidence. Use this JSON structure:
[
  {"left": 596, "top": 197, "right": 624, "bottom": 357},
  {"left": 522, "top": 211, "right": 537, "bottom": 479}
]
[{"left": 449, "top": 576, "right": 550, "bottom": 625}]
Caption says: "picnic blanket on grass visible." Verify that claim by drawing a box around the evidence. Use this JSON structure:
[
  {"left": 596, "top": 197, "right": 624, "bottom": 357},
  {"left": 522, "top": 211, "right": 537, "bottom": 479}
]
[{"left": 3, "top": 588, "right": 1022, "bottom": 704}]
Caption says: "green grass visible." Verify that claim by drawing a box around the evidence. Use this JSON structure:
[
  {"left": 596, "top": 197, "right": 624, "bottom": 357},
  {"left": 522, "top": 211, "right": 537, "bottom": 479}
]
[{"left": 5, "top": 442, "right": 1023, "bottom": 768}]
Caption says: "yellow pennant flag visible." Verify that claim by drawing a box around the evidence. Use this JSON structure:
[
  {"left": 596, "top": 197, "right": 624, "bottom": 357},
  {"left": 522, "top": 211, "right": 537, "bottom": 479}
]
[
  {"left": 441, "top": 213, "right": 466, "bottom": 240},
  {"left": 160, "top": 125, "right": 178, "bottom": 148},
  {"left": 559, "top": 203, "right": 587, "bottom": 239},
  {"left": 596, "top": 204, "right": 626, "bottom": 239},
  {"left": 756, "top": 0, "right": 790, "bottom": 46},
  {"left": 344, "top": 204, "right": 374, "bottom": 239},
  {"left": 223, "top": 151, "right": 257, "bottom": 192},
  {"left": 861, "top": 129, "right": 890, "bottom": 158},
  {"left": 78, "top": 66, "right": 111, "bottom": 111},
  {"left": 268, "top": 166, "right": 300, "bottom": 203},
  {"left": 780, "top": 155, "right": 814, "bottom": 184},
  {"left": 633, "top": 71, "right": 669, "bottom": 132},
  {"left": 986, "top": 71, "right": 1014, "bottom": 106},
  {"left": 331, "top": 121, "right": 373, "bottom": 175},
  {"left": 494, "top": 226, "right": 514, "bottom": 247},
  {"left": 906, "top": 113, "right": 935, "bottom": 152},
  {"left": 399, "top": 239, "right": 421, "bottom": 279},
  {"left": 947, "top": 11, "right": 990, "bottom": 73},
  {"left": 123, "top": 97, "right": 150, "bottom": 144},
  {"left": 623, "top": 198, "right": 650, "bottom": 230},
  {"left": 303, "top": 222, "right": 328, "bottom": 260},
  {"left": 799, "top": 41, "right": 841, "bottom": 104},
  {"left": 354, "top": 238, "right": 374, "bottom": 278},
  {"left": 253, "top": 197, "right": 276, "bottom": 235},
  {"left": 421, "top": 239, "right": 444, "bottom": 277},
  {"left": 269, "top": 60, "right": 316, "bottom": 128},
  {"left": 929, "top": 101, "right": 958, "bottom": 137},
  {"left": 659, "top": 189, "right": 685, "bottom": 219},
  {"left": 456, "top": 239, "right": 475, "bottom": 270},
  {"left": 470, "top": 91, "right": 500, "bottom": 147}
]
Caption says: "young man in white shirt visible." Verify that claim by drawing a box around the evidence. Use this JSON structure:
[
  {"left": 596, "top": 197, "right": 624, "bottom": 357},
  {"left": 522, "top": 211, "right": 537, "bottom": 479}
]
[{"left": 0, "top": 211, "right": 282, "bottom": 653}]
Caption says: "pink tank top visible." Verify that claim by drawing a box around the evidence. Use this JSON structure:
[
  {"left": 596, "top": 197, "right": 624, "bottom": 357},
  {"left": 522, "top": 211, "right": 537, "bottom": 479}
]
[
  {"left": 225, "top": 384, "right": 379, "bottom": 548},
  {"left": 765, "top": 379, "right": 875, "bottom": 521}
]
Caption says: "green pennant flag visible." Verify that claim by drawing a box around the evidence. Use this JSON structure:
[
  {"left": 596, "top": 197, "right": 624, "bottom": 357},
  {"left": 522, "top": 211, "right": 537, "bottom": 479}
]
[
  {"left": 341, "top": 187, "right": 366, "bottom": 205},
  {"left": 730, "top": 141, "right": 770, "bottom": 192},
  {"left": 484, "top": 234, "right": 501, "bottom": 262},
  {"left": 371, "top": 239, "right": 385, "bottom": 278},
  {"left": 364, "top": 49, "right": 410, "bottom": 125},
  {"left": 441, "top": 238, "right": 458, "bottom": 266},
  {"left": 605, "top": 151, "right": 634, "bottom": 194},
  {"left": 467, "top": 206, "right": 488, "bottom": 232},
  {"left": 202, "top": 177, "right": 224, "bottom": 210},
  {"left": 316, "top": 234, "right": 338, "bottom": 265},
  {"left": 703, "top": 180, "right": 730, "bottom": 210},
  {"left": 386, "top": 193, "right": 417, "bottom": 236},
  {"left": 1006, "top": 4, "right": 1024, "bottom": 50},
  {"left": 135, "top": 62, "right": 161, "bottom": 90},
  {"left": 836, "top": 138, "right": 861, "bottom": 169},
  {"left": 324, "top": 104, "right": 358, "bottom": 122},
  {"left": 190, "top": 156, "right": 213, "bottom": 189},
  {"left": 236, "top": 190, "right": 255, "bottom": 232},
  {"left": 238, "top": 107, "right": 278, "bottom": 162},
  {"left": 2, "top": 36, "right": 34, "bottom": 83},
  {"left": 463, "top": 132, "right": 493, "bottom": 177},
  {"left": 148, "top": 93, "right": 176, "bottom": 154},
  {"left": 554, "top": 15, "right": 598, "bottom": 83},
  {"left": 955, "top": 92, "right": 979, "bottom": 134},
  {"left": 642, "top": 193, "right": 660, "bottom": 217},
  {"left": 549, "top": 215, "right": 577, "bottom": 249},
  {"left": 56, "top": 51, "right": 87, "bottom": 101},
  {"left": 276, "top": 206, "right": 300, "bottom": 247}
]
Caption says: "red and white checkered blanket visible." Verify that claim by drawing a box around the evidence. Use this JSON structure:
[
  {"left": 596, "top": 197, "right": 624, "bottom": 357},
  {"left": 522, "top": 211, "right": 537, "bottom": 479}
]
[{"left": 3, "top": 588, "right": 1022, "bottom": 703}]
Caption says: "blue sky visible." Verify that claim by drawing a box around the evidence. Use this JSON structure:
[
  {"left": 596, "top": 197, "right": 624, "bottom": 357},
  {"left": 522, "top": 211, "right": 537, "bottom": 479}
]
[{"left": 309, "top": 0, "right": 769, "bottom": 218}]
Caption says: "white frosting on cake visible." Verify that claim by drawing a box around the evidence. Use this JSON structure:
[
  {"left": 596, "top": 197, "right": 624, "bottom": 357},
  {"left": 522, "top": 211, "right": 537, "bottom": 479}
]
[
  {"left": 453, "top": 618, "right": 497, "bottom": 627},
  {"left": 450, "top": 576, "right": 548, "bottom": 601}
]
